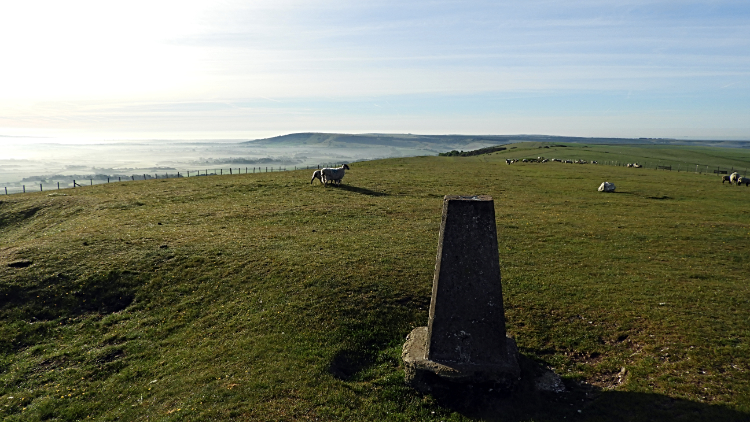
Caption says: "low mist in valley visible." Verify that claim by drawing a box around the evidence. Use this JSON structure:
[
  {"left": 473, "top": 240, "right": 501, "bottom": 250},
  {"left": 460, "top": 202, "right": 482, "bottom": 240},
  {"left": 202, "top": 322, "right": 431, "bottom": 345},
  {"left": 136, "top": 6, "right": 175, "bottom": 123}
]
[{"left": 0, "top": 138, "right": 446, "bottom": 193}]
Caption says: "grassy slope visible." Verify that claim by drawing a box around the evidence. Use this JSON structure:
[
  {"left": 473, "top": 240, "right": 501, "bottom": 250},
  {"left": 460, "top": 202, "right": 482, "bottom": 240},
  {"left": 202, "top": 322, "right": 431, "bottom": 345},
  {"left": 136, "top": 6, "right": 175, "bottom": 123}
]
[
  {"left": 505, "top": 142, "right": 750, "bottom": 172},
  {"left": 1, "top": 143, "right": 749, "bottom": 421}
]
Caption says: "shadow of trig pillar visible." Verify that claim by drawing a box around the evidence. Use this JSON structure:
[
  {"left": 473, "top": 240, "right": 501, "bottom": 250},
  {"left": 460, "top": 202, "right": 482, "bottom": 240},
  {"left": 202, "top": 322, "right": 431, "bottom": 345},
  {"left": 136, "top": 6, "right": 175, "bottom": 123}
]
[{"left": 403, "top": 195, "right": 520, "bottom": 393}]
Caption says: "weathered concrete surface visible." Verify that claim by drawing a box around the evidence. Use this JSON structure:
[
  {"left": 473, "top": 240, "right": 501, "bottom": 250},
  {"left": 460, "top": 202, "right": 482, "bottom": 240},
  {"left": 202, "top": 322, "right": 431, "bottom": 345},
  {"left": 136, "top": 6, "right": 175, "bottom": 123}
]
[
  {"left": 403, "top": 327, "right": 520, "bottom": 393},
  {"left": 403, "top": 195, "right": 520, "bottom": 393}
]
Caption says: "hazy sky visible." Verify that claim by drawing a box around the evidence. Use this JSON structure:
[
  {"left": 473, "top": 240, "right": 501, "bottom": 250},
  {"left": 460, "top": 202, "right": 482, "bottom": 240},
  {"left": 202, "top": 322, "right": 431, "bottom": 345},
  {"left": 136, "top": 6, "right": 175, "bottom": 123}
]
[{"left": 1, "top": 0, "right": 749, "bottom": 142}]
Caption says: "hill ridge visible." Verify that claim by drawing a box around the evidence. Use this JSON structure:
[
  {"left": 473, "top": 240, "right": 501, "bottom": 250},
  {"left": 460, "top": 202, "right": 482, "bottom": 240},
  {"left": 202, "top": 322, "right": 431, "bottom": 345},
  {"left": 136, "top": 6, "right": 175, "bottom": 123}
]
[{"left": 245, "top": 132, "right": 750, "bottom": 149}]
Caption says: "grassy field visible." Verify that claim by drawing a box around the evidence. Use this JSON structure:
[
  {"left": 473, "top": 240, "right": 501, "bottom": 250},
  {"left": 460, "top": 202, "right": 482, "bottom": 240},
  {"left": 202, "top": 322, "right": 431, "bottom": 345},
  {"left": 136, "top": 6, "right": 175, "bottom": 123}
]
[
  {"left": 502, "top": 142, "right": 750, "bottom": 173},
  {"left": 1, "top": 142, "right": 749, "bottom": 421}
]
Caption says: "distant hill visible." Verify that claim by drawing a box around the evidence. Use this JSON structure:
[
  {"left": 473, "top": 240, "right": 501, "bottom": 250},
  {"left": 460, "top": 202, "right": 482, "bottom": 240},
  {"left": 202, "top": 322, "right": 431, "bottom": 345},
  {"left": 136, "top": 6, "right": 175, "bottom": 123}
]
[
  {"left": 245, "top": 133, "right": 750, "bottom": 149},
  {"left": 244, "top": 133, "right": 513, "bottom": 150}
]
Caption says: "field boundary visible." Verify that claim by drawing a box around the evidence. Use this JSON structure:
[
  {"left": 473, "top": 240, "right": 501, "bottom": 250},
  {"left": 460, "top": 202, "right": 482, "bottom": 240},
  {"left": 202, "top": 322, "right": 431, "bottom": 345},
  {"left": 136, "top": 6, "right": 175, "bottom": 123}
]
[{"left": 2, "top": 164, "right": 344, "bottom": 195}]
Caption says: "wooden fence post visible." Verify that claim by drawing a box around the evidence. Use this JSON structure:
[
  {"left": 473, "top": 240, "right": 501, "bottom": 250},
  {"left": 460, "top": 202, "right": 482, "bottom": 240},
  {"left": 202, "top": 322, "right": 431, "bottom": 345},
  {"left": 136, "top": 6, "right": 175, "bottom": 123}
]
[
  {"left": 40, "top": 184, "right": 43, "bottom": 191},
  {"left": 23, "top": 185, "right": 26, "bottom": 193},
  {"left": 58, "top": 182, "right": 60, "bottom": 190},
  {"left": 4, "top": 187, "right": 6, "bottom": 195}
]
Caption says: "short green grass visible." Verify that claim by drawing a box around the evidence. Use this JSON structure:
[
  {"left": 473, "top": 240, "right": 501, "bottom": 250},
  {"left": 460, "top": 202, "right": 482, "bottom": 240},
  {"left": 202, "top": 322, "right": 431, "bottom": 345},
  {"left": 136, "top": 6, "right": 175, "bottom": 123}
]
[
  {"left": 1, "top": 142, "right": 749, "bottom": 421},
  {"left": 504, "top": 142, "right": 750, "bottom": 173}
]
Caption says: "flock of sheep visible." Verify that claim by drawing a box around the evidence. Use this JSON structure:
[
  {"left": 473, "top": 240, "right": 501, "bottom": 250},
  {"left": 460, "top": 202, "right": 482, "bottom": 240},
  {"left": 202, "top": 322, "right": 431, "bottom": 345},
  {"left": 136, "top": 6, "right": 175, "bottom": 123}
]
[
  {"left": 506, "top": 157, "right": 599, "bottom": 165},
  {"left": 722, "top": 172, "right": 750, "bottom": 186},
  {"left": 310, "top": 164, "right": 350, "bottom": 186},
  {"left": 308, "top": 161, "right": 747, "bottom": 189}
]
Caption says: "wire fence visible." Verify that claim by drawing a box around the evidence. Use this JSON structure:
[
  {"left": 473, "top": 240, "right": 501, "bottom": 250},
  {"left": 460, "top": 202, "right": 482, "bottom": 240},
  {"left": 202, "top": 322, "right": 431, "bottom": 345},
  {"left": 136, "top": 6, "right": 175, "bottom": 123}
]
[
  {"left": 2, "top": 164, "right": 343, "bottom": 196},
  {"left": 4, "top": 159, "right": 748, "bottom": 196}
]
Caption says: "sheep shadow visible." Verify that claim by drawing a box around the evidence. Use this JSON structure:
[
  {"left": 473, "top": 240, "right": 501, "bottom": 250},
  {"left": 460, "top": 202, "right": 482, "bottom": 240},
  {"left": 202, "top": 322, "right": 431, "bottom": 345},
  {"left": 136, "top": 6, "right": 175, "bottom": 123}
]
[
  {"left": 335, "top": 184, "right": 390, "bottom": 196},
  {"left": 422, "top": 355, "right": 748, "bottom": 422},
  {"left": 610, "top": 191, "right": 673, "bottom": 200}
]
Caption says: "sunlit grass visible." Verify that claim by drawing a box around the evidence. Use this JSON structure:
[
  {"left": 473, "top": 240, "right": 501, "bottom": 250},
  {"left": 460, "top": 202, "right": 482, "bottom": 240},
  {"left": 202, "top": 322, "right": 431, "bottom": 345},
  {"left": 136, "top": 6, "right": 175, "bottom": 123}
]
[{"left": 1, "top": 142, "right": 749, "bottom": 420}]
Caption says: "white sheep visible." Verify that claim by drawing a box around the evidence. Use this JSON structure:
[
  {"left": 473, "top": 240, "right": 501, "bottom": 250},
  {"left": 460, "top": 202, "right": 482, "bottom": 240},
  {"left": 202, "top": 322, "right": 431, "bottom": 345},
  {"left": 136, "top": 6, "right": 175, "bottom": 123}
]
[
  {"left": 310, "top": 170, "right": 323, "bottom": 184},
  {"left": 321, "top": 164, "right": 350, "bottom": 186},
  {"left": 598, "top": 182, "right": 616, "bottom": 192},
  {"left": 730, "top": 172, "right": 740, "bottom": 184}
]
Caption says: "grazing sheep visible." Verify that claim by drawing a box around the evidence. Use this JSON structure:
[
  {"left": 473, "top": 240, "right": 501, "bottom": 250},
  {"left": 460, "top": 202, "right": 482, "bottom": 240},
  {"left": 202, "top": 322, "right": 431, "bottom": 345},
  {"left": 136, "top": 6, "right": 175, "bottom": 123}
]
[
  {"left": 598, "top": 182, "right": 616, "bottom": 192},
  {"left": 310, "top": 170, "right": 323, "bottom": 184},
  {"left": 321, "top": 164, "right": 350, "bottom": 186},
  {"left": 738, "top": 176, "right": 750, "bottom": 187},
  {"left": 730, "top": 172, "right": 740, "bottom": 184},
  {"left": 633, "top": 163, "right": 642, "bottom": 168},
  {"left": 627, "top": 163, "right": 634, "bottom": 168},
  {"left": 722, "top": 175, "right": 731, "bottom": 184}
]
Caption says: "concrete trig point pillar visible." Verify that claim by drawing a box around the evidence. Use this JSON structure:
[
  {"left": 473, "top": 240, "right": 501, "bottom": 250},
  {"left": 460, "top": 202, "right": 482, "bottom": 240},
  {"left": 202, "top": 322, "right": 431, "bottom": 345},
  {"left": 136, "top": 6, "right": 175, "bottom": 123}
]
[{"left": 403, "top": 195, "right": 520, "bottom": 392}]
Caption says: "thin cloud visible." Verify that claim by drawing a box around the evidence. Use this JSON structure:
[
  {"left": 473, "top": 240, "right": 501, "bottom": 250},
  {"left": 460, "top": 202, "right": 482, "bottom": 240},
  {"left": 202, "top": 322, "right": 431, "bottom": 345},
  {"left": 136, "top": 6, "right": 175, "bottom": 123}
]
[{"left": 0, "top": 0, "right": 748, "bottom": 139}]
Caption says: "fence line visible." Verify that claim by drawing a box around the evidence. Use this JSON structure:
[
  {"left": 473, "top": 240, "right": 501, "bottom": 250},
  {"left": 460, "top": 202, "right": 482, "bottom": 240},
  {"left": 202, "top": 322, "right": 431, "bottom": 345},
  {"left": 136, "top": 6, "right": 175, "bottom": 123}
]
[
  {"left": 5, "top": 160, "right": 746, "bottom": 195},
  {"left": 2, "top": 164, "right": 347, "bottom": 195}
]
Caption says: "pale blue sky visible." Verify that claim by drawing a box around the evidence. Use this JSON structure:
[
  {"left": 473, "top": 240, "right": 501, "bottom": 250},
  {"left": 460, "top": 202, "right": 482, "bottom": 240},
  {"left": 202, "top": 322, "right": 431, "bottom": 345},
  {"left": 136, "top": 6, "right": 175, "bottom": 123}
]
[{"left": 1, "top": 0, "right": 748, "bottom": 142}]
